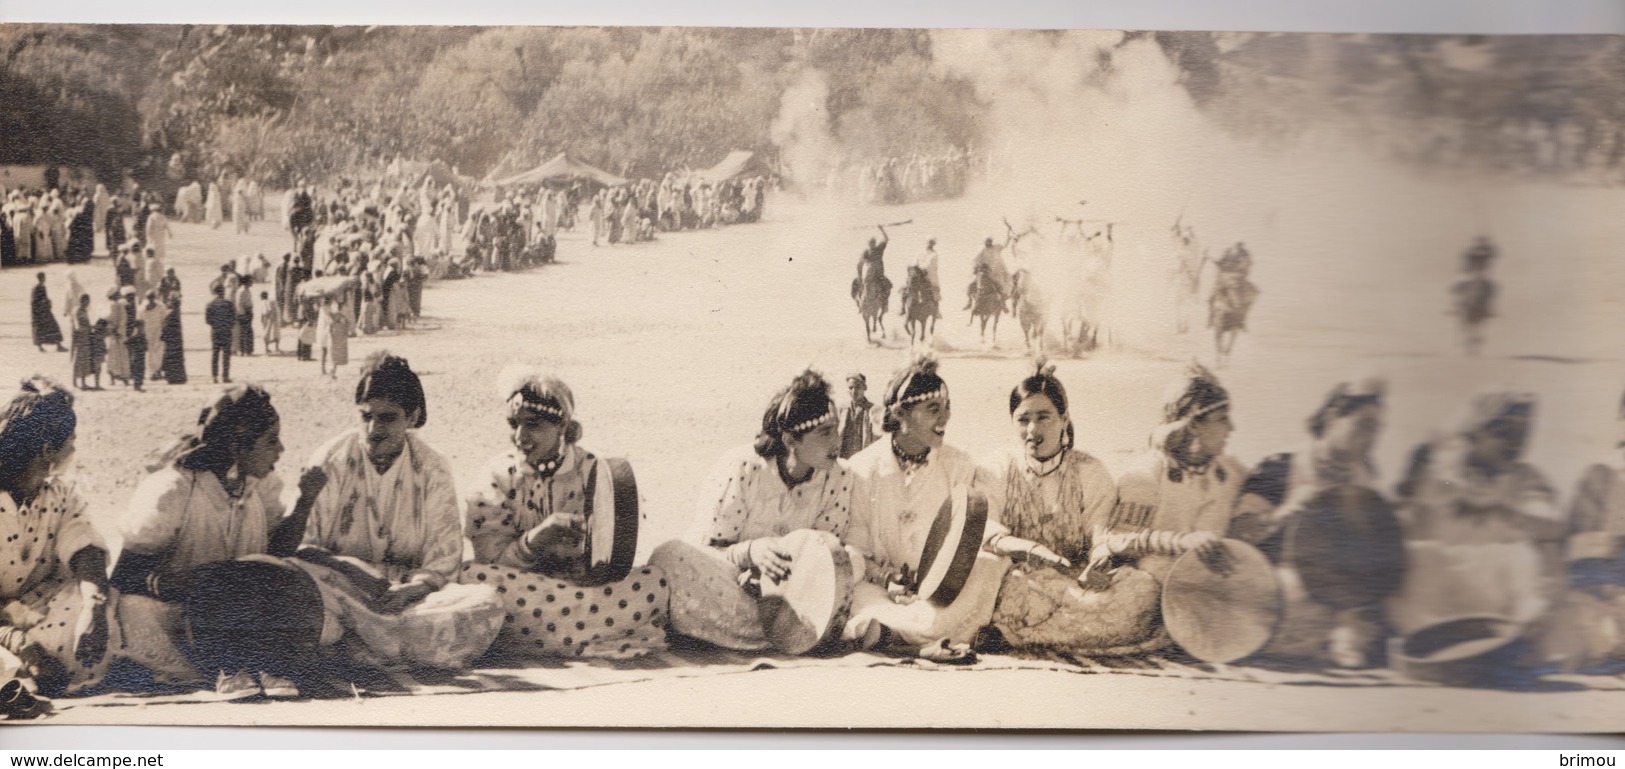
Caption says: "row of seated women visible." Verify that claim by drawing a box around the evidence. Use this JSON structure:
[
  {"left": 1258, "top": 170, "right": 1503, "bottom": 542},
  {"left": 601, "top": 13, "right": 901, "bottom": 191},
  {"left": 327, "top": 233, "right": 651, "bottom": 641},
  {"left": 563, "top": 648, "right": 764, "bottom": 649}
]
[{"left": 0, "top": 351, "right": 1612, "bottom": 705}]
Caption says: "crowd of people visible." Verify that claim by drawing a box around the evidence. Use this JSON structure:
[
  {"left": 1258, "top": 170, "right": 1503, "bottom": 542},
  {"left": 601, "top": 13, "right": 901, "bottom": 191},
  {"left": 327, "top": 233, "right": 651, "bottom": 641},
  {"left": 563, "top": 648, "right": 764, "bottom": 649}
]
[
  {"left": 839, "top": 148, "right": 981, "bottom": 206},
  {"left": 0, "top": 343, "right": 1610, "bottom": 713}
]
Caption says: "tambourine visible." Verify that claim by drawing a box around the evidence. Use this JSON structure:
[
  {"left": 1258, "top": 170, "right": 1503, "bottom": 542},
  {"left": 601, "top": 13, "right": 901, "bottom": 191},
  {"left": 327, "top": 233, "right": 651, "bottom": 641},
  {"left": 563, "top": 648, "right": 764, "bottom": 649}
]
[
  {"left": 583, "top": 456, "right": 640, "bottom": 586},
  {"left": 1161, "top": 538, "right": 1281, "bottom": 664},
  {"left": 1391, "top": 614, "right": 1523, "bottom": 687},
  {"left": 1287, "top": 484, "right": 1406, "bottom": 611},
  {"left": 756, "top": 529, "right": 857, "bottom": 654},
  {"left": 913, "top": 485, "right": 989, "bottom": 608}
]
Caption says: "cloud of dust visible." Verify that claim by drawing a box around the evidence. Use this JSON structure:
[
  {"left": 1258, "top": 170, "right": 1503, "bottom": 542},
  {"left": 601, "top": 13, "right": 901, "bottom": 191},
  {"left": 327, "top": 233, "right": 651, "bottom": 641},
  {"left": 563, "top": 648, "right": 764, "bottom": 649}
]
[
  {"left": 769, "top": 69, "right": 839, "bottom": 199},
  {"left": 925, "top": 30, "right": 1423, "bottom": 356}
]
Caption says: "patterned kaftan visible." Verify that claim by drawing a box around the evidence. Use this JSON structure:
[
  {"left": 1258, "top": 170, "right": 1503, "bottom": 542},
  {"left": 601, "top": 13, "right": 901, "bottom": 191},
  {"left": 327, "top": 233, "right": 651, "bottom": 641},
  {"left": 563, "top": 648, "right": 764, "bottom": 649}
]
[
  {"left": 461, "top": 445, "right": 668, "bottom": 659},
  {"left": 650, "top": 447, "right": 853, "bottom": 652}
]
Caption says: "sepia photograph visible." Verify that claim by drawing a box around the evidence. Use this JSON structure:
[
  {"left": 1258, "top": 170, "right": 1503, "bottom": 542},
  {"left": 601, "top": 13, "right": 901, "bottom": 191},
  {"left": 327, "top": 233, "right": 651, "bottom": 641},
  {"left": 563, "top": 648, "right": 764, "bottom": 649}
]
[{"left": 1, "top": 12, "right": 1624, "bottom": 734}]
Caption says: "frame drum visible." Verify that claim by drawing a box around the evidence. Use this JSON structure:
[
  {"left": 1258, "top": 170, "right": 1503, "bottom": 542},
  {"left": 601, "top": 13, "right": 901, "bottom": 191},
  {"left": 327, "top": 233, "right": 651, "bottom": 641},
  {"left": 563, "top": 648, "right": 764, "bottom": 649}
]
[
  {"left": 914, "top": 485, "right": 989, "bottom": 608},
  {"left": 1287, "top": 484, "right": 1406, "bottom": 611},
  {"left": 583, "top": 457, "right": 640, "bottom": 586},
  {"left": 757, "top": 529, "right": 856, "bottom": 654},
  {"left": 1161, "top": 538, "right": 1281, "bottom": 664}
]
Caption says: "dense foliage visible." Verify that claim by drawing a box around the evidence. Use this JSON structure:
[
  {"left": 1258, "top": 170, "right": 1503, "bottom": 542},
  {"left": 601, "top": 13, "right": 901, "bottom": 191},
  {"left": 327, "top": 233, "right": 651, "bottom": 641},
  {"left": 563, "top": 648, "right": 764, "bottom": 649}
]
[{"left": 2, "top": 26, "right": 1622, "bottom": 187}]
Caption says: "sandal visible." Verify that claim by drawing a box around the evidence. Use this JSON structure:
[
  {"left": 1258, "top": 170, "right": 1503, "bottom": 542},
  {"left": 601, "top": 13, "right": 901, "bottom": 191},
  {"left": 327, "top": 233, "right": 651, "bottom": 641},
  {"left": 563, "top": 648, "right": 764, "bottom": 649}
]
[
  {"left": 0, "top": 679, "right": 51, "bottom": 720},
  {"left": 917, "top": 638, "right": 978, "bottom": 666}
]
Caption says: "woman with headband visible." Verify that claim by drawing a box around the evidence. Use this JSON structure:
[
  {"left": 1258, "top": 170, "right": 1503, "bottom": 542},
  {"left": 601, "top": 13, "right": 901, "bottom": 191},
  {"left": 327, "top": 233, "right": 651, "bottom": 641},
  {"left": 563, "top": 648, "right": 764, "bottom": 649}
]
[
  {"left": 111, "top": 383, "right": 326, "bottom": 699},
  {"left": 461, "top": 368, "right": 668, "bottom": 659},
  {"left": 0, "top": 379, "right": 112, "bottom": 699},
  {"left": 979, "top": 361, "right": 1169, "bottom": 656},
  {"left": 1387, "top": 391, "right": 1567, "bottom": 677},
  {"left": 842, "top": 356, "right": 1066, "bottom": 663},
  {"left": 1230, "top": 377, "right": 1399, "bottom": 668},
  {"left": 651, "top": 370, "right": 855, "bottom": 653},
  {"left": 1109, "top": 364, "right": 1247, "bottom": 582}
]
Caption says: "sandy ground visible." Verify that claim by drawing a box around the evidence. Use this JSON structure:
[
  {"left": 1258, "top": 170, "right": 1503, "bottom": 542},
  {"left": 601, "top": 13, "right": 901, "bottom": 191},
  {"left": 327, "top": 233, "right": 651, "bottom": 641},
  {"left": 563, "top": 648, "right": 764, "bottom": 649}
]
[{"left": 3, "top": 166, "right": 1625, "bottom": 729}]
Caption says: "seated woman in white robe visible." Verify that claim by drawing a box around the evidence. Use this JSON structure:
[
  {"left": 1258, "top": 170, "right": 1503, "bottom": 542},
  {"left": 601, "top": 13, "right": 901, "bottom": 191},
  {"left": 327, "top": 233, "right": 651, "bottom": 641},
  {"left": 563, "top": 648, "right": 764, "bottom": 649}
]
[
  {"left": 843, "top": 357, "right": 1066, "bottom": 663},
  {"left": 460, "top": 369, "right": 667, "bottom": 660},
  {"left": 300, "top": 353, "right": 500, "bottom": 671},
  {"left": 1387, "top": 392, "right": 1566, "bottom": 677},
  {"left": 651, "top": 371, "right": 854, "bottom": 653},
  {"left": 0, "top": 380, "right": 112, "bottom": 700},
  {"left": 1110, "top": 365, "right": 1247, "bottom": 582},
  {"left": 110, "top": 384, "right": 324, "bottom": 699}
]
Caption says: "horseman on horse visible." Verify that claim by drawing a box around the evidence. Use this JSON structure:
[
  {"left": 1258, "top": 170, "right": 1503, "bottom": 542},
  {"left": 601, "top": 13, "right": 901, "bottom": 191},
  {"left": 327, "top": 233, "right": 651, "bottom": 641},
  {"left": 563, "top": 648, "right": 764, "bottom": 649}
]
[{"left": 852, "top": 225, "right": 892, "bottom": 344}]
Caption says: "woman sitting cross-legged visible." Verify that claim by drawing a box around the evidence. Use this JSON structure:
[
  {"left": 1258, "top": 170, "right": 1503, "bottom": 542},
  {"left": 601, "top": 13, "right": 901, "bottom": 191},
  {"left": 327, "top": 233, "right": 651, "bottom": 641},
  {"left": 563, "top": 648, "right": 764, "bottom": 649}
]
[
  {"left": 460, "top": 367, "right": 668, "bottom": 659},
  {"left": 651, "top": 370, "right": 857, "bottom": 654}
]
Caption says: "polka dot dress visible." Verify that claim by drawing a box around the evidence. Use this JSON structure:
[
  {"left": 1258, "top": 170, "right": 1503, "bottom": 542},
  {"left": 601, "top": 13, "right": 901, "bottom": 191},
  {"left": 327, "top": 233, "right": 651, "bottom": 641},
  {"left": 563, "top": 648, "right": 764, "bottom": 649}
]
[
  {"left": 459, "top": 563, "right": 668, "bottom": 660},
  {"left": 649, "top": 541, "right": 769, "bottom": 651},
  {"left": 0, "top": 484, "right": 116, "bottom": 693}
]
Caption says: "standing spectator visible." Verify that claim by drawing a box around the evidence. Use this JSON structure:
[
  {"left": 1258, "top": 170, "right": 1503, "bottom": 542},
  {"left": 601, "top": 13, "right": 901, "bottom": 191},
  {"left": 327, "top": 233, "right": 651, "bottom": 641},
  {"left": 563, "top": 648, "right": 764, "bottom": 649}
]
[
  {"left": 234, "top": 277, "right": 255, "bottom": 357},
  {"left": 158, "top": 295, "right": 187, "bottom": 385},
  {"left": 31, "top": 272, "right": 66, "bottom": 353},
  {"left": 205, "top": 285, "right": 237, "bottom": 384}
]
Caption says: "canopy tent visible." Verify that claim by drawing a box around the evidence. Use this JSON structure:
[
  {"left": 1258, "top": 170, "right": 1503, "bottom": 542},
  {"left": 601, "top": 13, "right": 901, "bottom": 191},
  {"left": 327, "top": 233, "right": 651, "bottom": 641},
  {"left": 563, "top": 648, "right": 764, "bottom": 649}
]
[
  {"left": 386, "top": 159, "right": 472, "bottom": 190},
  {"left": 691, "top": 151, "right": 771, "bottom": 184},
  {"left": 489, "top": 153, "right": 627, "bottom": 188}
]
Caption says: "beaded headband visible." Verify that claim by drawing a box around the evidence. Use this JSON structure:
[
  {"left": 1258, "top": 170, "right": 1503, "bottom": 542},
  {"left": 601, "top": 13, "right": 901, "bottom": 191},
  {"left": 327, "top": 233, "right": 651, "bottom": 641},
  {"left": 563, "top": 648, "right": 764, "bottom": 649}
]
[{"left": 786, "top": 406, "right": 836, "bottom": 434}]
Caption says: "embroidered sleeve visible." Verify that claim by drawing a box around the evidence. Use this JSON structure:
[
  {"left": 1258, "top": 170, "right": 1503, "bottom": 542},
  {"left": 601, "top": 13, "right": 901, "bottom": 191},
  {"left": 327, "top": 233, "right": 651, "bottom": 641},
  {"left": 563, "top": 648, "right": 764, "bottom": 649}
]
[{"left": 408, "top": 453, "right": 464, "bottom": 588}]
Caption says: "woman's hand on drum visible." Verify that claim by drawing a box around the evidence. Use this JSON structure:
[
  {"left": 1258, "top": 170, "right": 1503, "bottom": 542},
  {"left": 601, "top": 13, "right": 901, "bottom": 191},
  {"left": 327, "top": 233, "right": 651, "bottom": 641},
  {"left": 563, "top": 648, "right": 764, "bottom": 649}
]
[
  {"left": 72, "top": 580, "right": 109, "bottom": 666},
  {"left": 297, "top": 466, "right": 329, "bottom": 501},
  {"left": 885, "top": 566, "right": 918, "bottom": 605},
  {"left": 1183, "top": 532, "right": 1234, "bottom": 577},
  {"left": 526, "top": 514, "right": 586, "bottom": 563},
  {"left": 379, "top": 581, "right": 434, "bottom": 613},
  {"left": 746, "top": 538, "right": 794, "bottom": 584}
]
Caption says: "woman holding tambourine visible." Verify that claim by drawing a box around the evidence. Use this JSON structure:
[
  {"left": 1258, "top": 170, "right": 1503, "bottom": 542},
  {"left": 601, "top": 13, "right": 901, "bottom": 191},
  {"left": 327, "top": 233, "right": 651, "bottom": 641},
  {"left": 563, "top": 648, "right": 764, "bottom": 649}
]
[
  {"left": 461, "top": 368, "right": 668, "bottom": 659},
  {"left": 842, "top": 357, "right": 1065, "bottom": 664},
  {"left": 652, "top": 371, "right": 858, "bottom": 654}
]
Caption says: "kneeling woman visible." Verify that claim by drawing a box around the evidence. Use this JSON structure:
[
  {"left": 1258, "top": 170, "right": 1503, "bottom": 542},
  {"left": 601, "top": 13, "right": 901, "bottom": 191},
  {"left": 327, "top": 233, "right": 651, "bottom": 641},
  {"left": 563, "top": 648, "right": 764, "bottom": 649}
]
[
  {"left": 461, "top": 369, "right": 667, "bottom": 659},
  {"left": 651, "top": 371, "right": 855, "bottom": 653}
]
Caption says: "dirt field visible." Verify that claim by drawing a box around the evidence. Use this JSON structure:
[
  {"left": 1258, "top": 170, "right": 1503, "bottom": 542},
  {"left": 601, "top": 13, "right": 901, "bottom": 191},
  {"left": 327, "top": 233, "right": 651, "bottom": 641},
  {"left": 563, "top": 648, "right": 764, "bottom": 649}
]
[{"left": 3, "top": 163, "right": 1625, "bottom": 729}]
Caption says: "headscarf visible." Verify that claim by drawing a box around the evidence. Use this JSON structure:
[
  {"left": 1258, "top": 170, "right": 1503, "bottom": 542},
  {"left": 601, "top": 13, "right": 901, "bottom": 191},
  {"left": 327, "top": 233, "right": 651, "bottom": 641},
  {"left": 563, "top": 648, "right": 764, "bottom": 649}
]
[
  {"left": 1153, "top": 363, "right": 1230, "bottom": 481},
  {"left": 148, "top": 384, "right": 278, "bottom": 474},
  {"left": 1307, "top": 376, "right": 1387, "bottom": 438},
  {"left": 354, "top": 352, "right": 427, "bottom": 428},
  {"left": 1459, "top": 390, "right": 1535, "bottom": 438},
  {"left": 0, "top": 378, "right": 76, "bottom": 493}
]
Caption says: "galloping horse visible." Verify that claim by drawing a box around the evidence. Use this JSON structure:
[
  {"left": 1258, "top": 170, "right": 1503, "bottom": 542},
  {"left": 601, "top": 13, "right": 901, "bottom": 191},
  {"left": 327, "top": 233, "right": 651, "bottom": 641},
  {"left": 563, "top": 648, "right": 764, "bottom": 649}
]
[
  {"left": 853, "top": 265, "right": 892, "bottom": 345},
  {"left": 900, "top": 266, "right": 938, "bottom": 348},
  {"left": 967, "top": 263, "right": 1006, "bottom": 346},
  {"left": 1010, "top": 268, "right": 1045, "bottom": 353}
]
